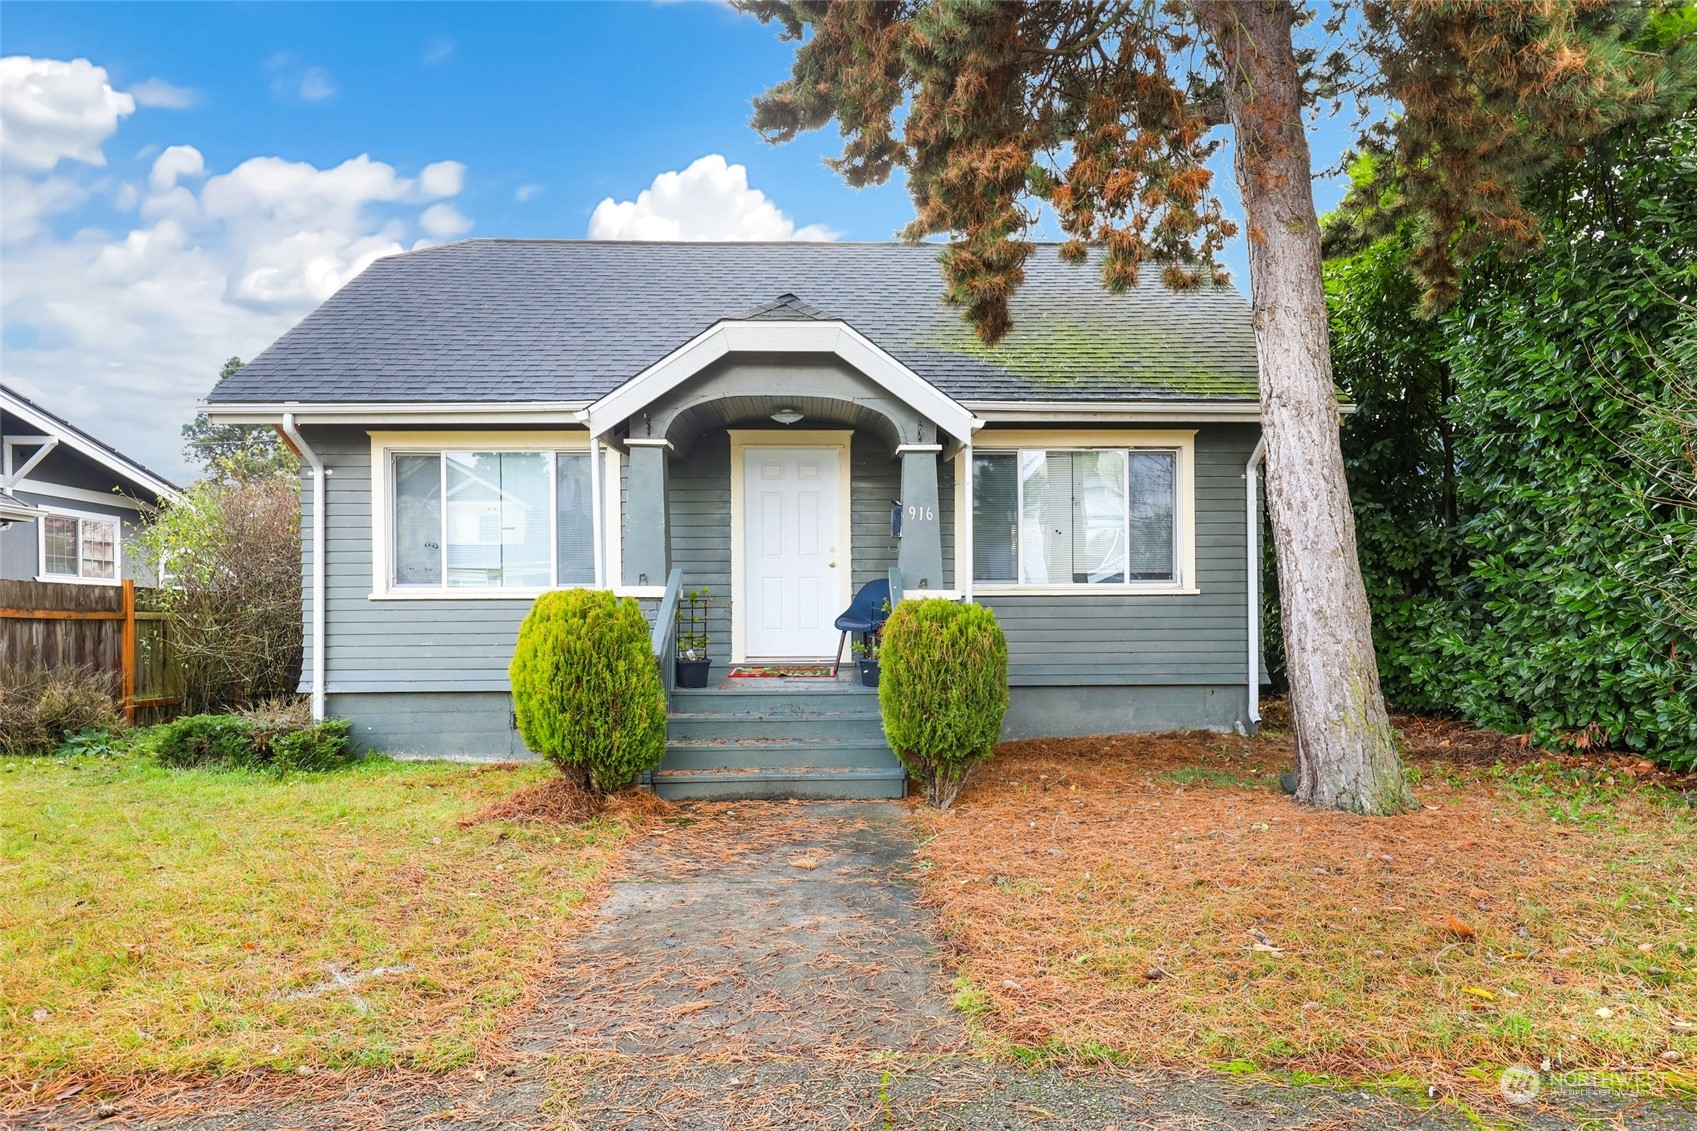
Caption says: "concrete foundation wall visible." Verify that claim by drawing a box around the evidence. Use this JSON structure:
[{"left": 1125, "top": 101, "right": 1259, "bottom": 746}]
[
  {"left": 1000, "top": 684, "right": 1251, "bottom": 741},
  {"left": 335, "top": 683, "right": 1251, "bottom": 762}
]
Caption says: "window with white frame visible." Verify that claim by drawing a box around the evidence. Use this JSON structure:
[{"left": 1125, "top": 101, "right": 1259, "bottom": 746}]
[
  {"left": 389, "top": 448, "right": 594, "bottom": 589},
  {"left": 40, "top": 512, "right": 119, "bottom": 581},
  {"left": 972, "top": 446, "right": 1181, "bottom": 586}
]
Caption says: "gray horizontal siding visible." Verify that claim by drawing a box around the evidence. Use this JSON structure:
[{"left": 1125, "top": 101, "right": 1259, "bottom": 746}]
[
  {"left": 301, "top": 425, "right": 538, "bottom": 695},
  {"left": 1, "top": 492, "right": 152, "bottom": 584},
  {"left": 302, "top": 421, "right": 1258, "bottom": 698},
  {"left": 980, "top": 423, "right": 1257, "bottom": 687},
  {"left": 666, "top": 433, "right": 733, "bottom": 667}
]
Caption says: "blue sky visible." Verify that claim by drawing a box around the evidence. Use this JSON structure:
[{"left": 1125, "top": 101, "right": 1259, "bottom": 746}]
[{"left": 1, "top": 2, "right": 1361, "bottom": 481}]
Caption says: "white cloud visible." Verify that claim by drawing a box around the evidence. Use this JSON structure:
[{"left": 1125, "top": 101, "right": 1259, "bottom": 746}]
[
  {"left": 514, "top": 182, "right": 543, "bottom": 203},
  {"left": 148, "top": 144, "right": 205, "bottom": 192},
  {"left": 418, "top": 159, "right": 464, "bottom": 198},
  {"left": 265, "top": 54, "right": 336, "bottom": 104},
  {"left": 0, "top": 174, "right": 86, "bottom": 242},
  {"left": 128, "top": 77, "right": 197, "bottom": 110},
  {"left": 1, "top": 84, "right": 472, "bottom": 480},
  {"left": 298, "top": 67, "right": 335, "bottom": 102},
  {"left": 0, "top": 56, "right": 136, "bottom": 172},
  {"left": 588, "top": 154, "right": 837, "bottom": 242},
  {"left": 419, "top": 202, "right": 472, "bottom": 238},
  {"left": 422, "top": 37, "right": 455, "bottom": 66}
]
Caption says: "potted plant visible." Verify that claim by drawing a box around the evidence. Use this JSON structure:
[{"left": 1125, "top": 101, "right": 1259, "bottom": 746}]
[
  {"left": 852, "top": 629, "right": 882, "bottom": 688},
  {"left": 675, "top": 588, "right": 714, "bottom": 688}
]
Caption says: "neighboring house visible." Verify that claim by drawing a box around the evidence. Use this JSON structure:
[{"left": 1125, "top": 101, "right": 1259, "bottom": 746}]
[
  {"left": 0, "top": 385, "right": 178, "bottom": 587},
  {"left": 203, "top": 241, "right": 1270, "bottom": 798}
]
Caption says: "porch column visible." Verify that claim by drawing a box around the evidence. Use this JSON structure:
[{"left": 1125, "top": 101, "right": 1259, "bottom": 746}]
[
  {"left": 624, "top": 439, "right": 671, "bottom": 587},
  {"left": 897, "top": 443, "right": 944, "bottom": 591}
]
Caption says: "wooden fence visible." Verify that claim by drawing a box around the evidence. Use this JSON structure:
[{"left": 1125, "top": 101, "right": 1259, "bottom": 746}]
[{"left": 0, "top": 579, "right": 182, "bottom": 724}]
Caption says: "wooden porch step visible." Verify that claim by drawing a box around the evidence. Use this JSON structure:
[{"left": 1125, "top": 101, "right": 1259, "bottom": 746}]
[
  {"left": 651, "top": 766, "right": 907, "bottom": 802},
  {"left": 661, "top": 737, "right": 900, "bottom": 772},
  {"left": 666, "top": 709, "right": 885, "bottom": 742}
]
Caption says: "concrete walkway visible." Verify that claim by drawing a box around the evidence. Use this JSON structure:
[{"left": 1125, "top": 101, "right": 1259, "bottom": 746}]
[
  {"left": 512, "top": 800, "right": 965, "bottom": 1058},
  {"left": 18, "top": 801, "right": 1697, "bottom": 1130}
]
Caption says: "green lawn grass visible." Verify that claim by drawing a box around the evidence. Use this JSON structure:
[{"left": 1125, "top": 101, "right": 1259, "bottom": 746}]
[{"left": 0, "top": 750, "right": 622, "bottom": 1091}]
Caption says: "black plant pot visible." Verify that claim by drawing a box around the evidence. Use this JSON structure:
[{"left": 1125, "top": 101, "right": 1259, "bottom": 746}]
[
  {"left": 675, "top": 658, "right": 712, "bottom": 688},
  {"left": 856, "top": 659, "right": 880, "bottom": 688}
]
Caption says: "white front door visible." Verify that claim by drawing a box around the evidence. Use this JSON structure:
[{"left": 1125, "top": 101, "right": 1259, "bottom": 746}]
[{"left": 742, "top": 446, "right": 845, "bottom": 659}]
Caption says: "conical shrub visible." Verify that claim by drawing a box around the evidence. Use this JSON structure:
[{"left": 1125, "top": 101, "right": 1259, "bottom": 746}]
[{"left": 509, "top": 588, "right": 666, "bottom": 792}]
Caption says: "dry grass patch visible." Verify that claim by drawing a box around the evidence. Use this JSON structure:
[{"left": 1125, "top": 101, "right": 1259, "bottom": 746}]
[
  {"left": 912, "top": 720, "right": 1697, "bottom": 1095},
  {"left": 0, "top": 751, "right": 634, "bottom": 1100}
]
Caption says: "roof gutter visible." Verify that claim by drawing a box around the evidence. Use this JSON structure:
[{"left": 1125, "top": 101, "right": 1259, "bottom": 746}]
[
  {"left": 280, "top": 413, "right": 327, "bottom": 723},
  {"left": 201, "top": 401, "right": 590, "bottom": 427}
]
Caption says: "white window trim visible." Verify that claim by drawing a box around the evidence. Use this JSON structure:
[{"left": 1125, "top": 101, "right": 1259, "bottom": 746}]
[
  {"left": 34, "top": 504, "right": 123, "bottom": 586},
  {"left": 367, "top": 430, "right": 592, "bottom": 600},
  {"left": 968, "top": 428, "right": 1199, "bottom": 597}
]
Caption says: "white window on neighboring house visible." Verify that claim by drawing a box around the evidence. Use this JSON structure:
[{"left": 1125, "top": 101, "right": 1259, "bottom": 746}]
[
  {"left": 389, "top": 448, "right": 595, "bottom": 591},
  {"left": 970, "top": 431, "right": 1196, "bottom": 593},
  {"left": 39, "top": 512, "right": 120, "bottom": 582}
]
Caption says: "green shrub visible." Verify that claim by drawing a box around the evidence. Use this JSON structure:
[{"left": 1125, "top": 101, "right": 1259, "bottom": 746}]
[
  {"left": 0, "top": 666, "right": 120, "bottom": 756},
  {"left": 152, "top": 710, "right": 353, "bottom": 773},
  {"left": 509, "top": 588, "right": 667, "bottom": 792},
  {"left": 271, "top": 719, "right": 352, "bottom": 772},
  {"left": 153, "top": 714, "right": 257, "bottom": 767},
  {"left": 878, "top": 598, "right": 1008, "bottom": 808}
]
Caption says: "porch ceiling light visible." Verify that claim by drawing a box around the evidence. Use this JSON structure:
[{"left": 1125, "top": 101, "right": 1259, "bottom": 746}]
[{"left": 770, "top": 407, "right": 805, "bottom": 425}]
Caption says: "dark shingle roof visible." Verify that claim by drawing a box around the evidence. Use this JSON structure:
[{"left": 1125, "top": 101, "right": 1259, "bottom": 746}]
[{"left": 208, "top": 241, "right": 1258, "bottom": 406}]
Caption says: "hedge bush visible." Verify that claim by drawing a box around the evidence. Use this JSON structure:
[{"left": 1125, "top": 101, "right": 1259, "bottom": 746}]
[
  {"left": 1303, "top": 118, "right": 1697, "bottom": 766},
  {"left": 878, "top": 598, "right": 1008, "bottom": 808},
  {"left": 152, "top": 709, "right": 353, "bottom": 774},
  {"left": 509, "top": 588, "right": 667, "bottom": 792},
  {"left": 0, "top": 666, "right": 120, "bottom": 756}
]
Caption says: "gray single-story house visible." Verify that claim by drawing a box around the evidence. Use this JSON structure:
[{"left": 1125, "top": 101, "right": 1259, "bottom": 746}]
[
  {"left": 1, "top": 384, "right": 178, "bottom": 586},
  {"left": 203, "top": 241, "right": 1270, "bottom": 799}
]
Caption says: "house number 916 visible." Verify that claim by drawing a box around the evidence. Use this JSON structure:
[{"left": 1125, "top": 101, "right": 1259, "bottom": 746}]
[{"left": 905, "top": 504, "right": 934, "bottom": 522}]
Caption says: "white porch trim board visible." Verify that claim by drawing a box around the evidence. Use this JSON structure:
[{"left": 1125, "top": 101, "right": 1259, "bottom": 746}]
[{"left": 578, "top": 320, "right": 983, "bottom": 442}]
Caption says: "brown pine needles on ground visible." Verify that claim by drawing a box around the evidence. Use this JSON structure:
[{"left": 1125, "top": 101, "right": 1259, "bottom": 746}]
[
  {"left": 910, "top": 718, "right": 1697, "bottom": 1095},
  {"left": 460, "top": 774, "right": 678, "bottom": 827}
]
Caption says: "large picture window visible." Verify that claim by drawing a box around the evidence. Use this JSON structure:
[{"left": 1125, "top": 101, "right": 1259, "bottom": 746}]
[
  {"left": 973, "top": 446, "right": 1180, "bottom": 587},
  {"left": 40, "top": 512, "right": 118, "bottom": 582},
  {"left": 390, "top": 449, "right": 594, "bottom": 589}
]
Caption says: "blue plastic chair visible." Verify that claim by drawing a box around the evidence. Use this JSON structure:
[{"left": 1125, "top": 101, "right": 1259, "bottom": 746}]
[{"left": 831, "top": 578, "right": 891, "bottom": 677}]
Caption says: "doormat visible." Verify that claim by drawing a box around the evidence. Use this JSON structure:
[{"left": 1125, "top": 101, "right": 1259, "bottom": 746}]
[{"left": 728, "top": 664, "right": 836, "bottom": 679}]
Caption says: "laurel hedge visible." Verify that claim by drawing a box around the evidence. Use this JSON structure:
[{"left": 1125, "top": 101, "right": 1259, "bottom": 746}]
[
  {"left": 1304, "top": 117, "right": 1697, "bottom": 767},
  {"left": 878, "top": 598, "right": 1008, "bottom": 808},
  {"left": 509, "top": 588, "right": 667, "bottom": 792}
]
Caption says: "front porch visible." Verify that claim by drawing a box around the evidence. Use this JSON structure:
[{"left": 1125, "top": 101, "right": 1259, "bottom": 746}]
[
  {"left": 578, "top": 314, "right": 977, "bottom": 799},
  {"left": 652, "top": 670, "right": 906, "bottom": 800}
]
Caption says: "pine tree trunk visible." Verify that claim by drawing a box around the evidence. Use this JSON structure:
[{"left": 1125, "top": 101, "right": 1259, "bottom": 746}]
[{"left": 1193, "top": 0, "right": 1414, "bottom": 815}]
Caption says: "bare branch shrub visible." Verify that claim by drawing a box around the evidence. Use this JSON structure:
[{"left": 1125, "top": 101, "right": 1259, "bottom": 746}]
[
  {"left": 139, "top": 476, "right": 302, "bottom": 710},
  {"left": 0, "top": 665, "right": 121, "bottom": 755}
]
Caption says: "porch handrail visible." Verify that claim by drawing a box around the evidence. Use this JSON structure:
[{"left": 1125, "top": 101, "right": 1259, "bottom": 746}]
[
  {"left": 651, "top": 567, "right": 684, "bottom": 696},
  {"left": 888, "top": 566, "right": 904, "bottom": 606}
]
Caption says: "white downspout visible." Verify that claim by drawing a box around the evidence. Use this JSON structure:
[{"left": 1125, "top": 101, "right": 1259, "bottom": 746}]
[
  {"left": 959, "top": 440, "right": 974, "bottom": 602},
  {"left": 589, "top": 435, "right": 605, "bottom": 589},
  {"left": 281, "top": 414, "right": 327, "bottom": 722},
  {"left": 1245, "top": 437, "right": 1267, "bottom": 727}
]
